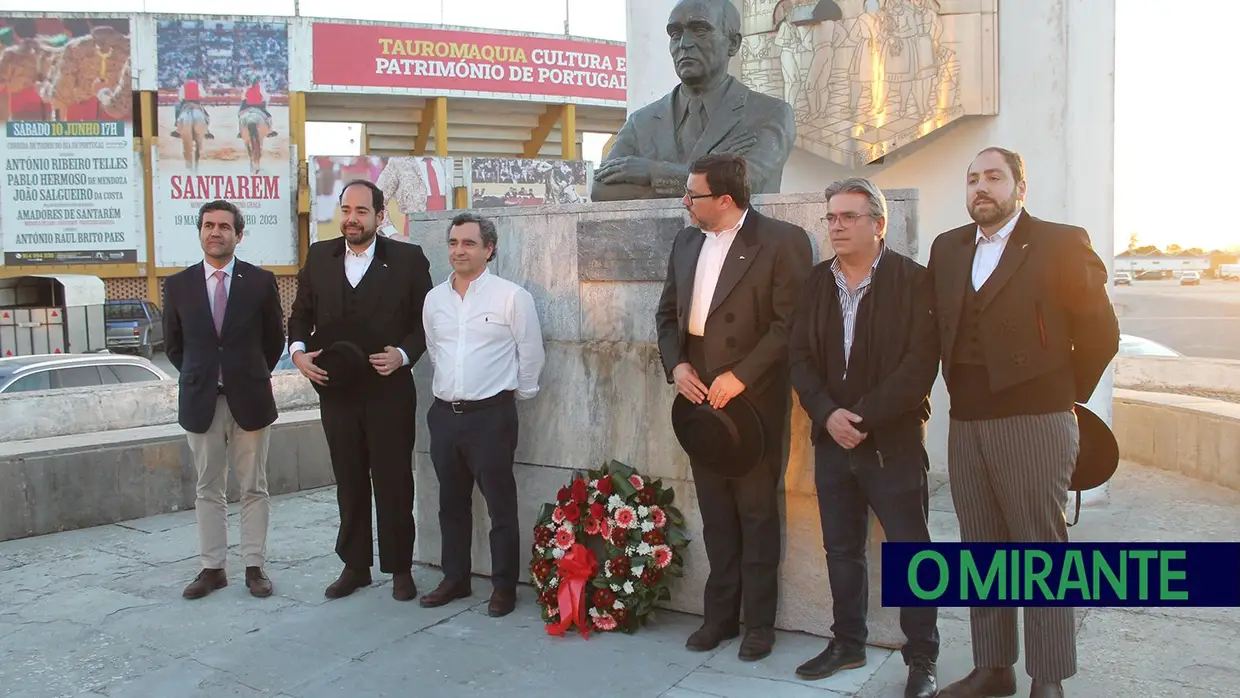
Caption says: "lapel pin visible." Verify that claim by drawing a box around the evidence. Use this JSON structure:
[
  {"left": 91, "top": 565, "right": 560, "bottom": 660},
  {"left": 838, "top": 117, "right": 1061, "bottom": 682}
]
[
  {"left": 739, "top": 255, "right": 746, "bottom": 260},
  {"left": 1022, "top": 244, "right": 1029, "bottom": 249}
]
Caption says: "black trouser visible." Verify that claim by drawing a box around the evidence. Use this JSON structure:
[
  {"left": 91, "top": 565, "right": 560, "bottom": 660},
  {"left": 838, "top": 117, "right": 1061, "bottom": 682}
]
[
  {"left": 427, "top": 391, "right": 520, "bottom": 592},
  {"left": 320, "top": 385, "right": 416, "bottom": 574},
  {"left": 814, "top": 436, "right": 939, "bottom": 662},
  {"left": 685, "top": 335, "right": 785, "bottom": 631}
]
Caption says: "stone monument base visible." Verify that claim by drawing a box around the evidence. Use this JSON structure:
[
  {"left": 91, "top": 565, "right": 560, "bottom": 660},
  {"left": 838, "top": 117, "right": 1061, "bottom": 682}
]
[{"left": 408, "top": 191, "right": 921, "bottom": 648}]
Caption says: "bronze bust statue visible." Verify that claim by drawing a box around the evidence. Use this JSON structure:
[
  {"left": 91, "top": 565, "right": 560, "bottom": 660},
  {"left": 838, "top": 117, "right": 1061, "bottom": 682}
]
[{"left": 591, "top": 0, "right": 796, "bottom": 202}]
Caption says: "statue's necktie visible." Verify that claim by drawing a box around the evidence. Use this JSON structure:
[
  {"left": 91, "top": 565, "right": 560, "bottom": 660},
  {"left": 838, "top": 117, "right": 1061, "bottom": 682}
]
[{"left": 681, "top": 97, "right": 706, "bottom": 151}]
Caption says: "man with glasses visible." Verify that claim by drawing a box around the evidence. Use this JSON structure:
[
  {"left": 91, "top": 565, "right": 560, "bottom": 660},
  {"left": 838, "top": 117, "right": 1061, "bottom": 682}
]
[
  {"left": 787, "top": 178, "right": 941, "bottom": 698},
  {"left": 655, "top": 153, "right": 813, "bottom": 661}
]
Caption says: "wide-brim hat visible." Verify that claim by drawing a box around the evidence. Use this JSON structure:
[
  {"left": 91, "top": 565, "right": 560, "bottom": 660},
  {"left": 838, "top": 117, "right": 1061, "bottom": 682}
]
[
  {"left": 305, "top": 321, "right": 387, "bottom": 392},
  {"left": 1071, "top": 403, "right": 1119, "bottom": 491},
  {"left": 671, "top": 393, "right": 766, "bottom": 478}
]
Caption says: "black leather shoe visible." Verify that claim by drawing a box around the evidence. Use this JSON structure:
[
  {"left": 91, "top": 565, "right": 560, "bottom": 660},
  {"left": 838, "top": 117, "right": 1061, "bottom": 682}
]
[
  {"left": 1030, "top": 680, "right": 1064, "bottom": 698},
  {"left": 795, "top": 640, "right": 866, "bottom": 680},
  {"left": 487, "top": 588, "right": 516, "bottom": 617},
  {"left": 938, "top": 666, "right": 1017, "bottom": 697},
  {"left": 905, "top": 656, "right": 938, "bottom": 698},
  {"left": 392, "top": 572, "right": 417, "bottom": 601},
  {"left": 685, "top": 624, "right": 739, "bottom": 652},
  {"left": 324, "top": 568, "right": 372, "bottom": 599},
  {"left": 738, "top": 626, "right": 775, "bottom": 661}
]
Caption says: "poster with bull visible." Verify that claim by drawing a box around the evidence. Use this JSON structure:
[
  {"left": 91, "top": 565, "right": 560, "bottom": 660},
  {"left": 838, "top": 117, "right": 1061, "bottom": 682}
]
[
  {"left": 467, "top": 157, "right": 590, "bottom": 208},
  {"left": 0, "top": 17, "right": 140, "bottom": 267},
  {"left": 152, "top": 19, "right": 295, "bottom": 267},
  {"left": 310, "top": 155, "right": 454, "bottom": 243}
]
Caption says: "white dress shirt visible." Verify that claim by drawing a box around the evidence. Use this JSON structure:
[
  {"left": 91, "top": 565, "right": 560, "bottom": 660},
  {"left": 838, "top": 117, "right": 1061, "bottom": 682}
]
[
  {"left": 688, "top": 208, "right": 749, "bottom": 336},
  {"left": 972, "top": 209, "right": 1022, "bottom": 291},
  {"left": 289, "top": 237, "right": 408, "bottom": 365},
  {"left": 422, "top": 267, "right": 546, "bottom": 402}
]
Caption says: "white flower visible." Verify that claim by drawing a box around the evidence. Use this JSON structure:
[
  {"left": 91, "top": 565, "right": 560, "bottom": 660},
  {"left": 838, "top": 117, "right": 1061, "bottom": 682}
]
[
  {"left": 550, "top": 577, "right": 560, "bottom": 587},
  {"left": 552, "top": 548, "right": 565, "bottom": 559},
  {"left": 613, "top": 599, "right": 625, "bottom": 610},
  {"left": 545, "top": 523, "right": 557, "bottom": 531},
  {"left": 623, "top": 581, "right": 635, "bottom": 595},
  {"left": 626, "top": 546, "right": 636, "bottom": 555},
  {"left": 608, "top": 494, "right": 624, "bottom": 510},
  {"left": 631, "top": 565, "right": 645, "bottom": 578},
  {"left": 536, "top": 546, "right": 546, "bottom": 556},
  {"left": 641, "top": 521, "right": 655, "bottom": 533},
  {"left": 638, "top": 506, "right": 649, "bottom": 517},
  {"left": 604, "top": 560, "right": 613, "bottom": 578},
  {"left": 637, "top": 542, "right": 653, "bottom": 556},
  {"left": 611, "top": 583, "right": 622, "bottom": 592},
  {"left": 589, "top": 607, "right": 599, "bottom": 618},
  {"left": 589, "top": 479, "right": 598, "bottom": 489}
]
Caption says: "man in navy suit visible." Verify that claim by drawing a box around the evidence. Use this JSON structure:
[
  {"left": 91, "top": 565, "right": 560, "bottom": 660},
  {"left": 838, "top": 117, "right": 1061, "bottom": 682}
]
[{"left": 163, "top": 199, "right": 286, "bottom": 600}]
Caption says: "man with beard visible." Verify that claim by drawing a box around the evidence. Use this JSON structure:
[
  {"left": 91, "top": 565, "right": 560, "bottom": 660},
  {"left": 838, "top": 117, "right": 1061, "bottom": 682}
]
[
  {"left": 655, "top": 153, "right": 813, "bottom": 660},
  {"left": 287, "top": 179, "right": 434, "bottom": 602},
  {"left": 417, "top": 212, "right": 545, "bottom": 617},
  {"left": 927, "top": 148, "right": 1119, "bottom": 698}
]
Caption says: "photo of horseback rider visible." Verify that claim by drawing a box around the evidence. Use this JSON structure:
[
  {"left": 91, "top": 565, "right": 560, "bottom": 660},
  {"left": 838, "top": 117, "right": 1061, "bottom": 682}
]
[
  {"left": 237, "top": 74, "right": 277, "bottom": 138},
  {"left": 170, "top": 71, "right": 214, "bottom": 140}
]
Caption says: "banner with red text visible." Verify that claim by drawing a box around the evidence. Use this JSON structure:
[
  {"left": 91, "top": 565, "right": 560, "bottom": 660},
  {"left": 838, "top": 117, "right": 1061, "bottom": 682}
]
[
  {"left": 311, "top": 23, "right": 626, "bottom": 104},
  {"left": 153, "top": 19, "right": 295, "bottom": 267}
]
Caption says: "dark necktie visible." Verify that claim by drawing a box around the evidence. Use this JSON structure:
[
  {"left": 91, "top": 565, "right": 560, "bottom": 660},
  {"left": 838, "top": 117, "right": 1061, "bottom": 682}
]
[{"left": 681, "top": 97, "right": 706, "bottom": 150}]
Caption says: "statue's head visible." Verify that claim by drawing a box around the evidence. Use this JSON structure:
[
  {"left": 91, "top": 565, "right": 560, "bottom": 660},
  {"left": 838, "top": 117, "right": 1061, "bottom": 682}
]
[{"left": 666, "top": 0, "right": 742, "bottom": 87}]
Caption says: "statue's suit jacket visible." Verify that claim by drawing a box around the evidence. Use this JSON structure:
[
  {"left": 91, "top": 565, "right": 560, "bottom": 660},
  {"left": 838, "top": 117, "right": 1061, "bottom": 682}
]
[{"left": 594, "top": 76, "right": 796, "bottom": 201}]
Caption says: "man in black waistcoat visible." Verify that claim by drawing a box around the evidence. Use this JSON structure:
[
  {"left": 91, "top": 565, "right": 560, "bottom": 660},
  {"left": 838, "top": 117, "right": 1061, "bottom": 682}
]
[
  {"left": 787, "top": 178, "right": 940, "bottom": 698},
  {"left": 928, "top": 148, "right": 1119, "bottom": 698},
  {"left": 287, "top": 179, "right": 434, "bottom": 602}
]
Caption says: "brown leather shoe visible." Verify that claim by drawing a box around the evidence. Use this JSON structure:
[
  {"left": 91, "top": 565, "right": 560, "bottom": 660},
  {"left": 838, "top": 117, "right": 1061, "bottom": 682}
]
[
  {"left": 418, "top": 579, "right": 471, "bottom": 608},
  {"left": 324, "top": 568, "right": 372, "bottom": 599},
  {"left": 738, "top": 626, "right": 776, "bottom": 661},
  {"left": 392, "top": 572, "right": 417, "bottom": 601},
  {"left": 183, "top": 568, "right": 227, "bottom": 599},
  {"left": 1030, "top": 680, "right": 1064, "bottom": 698},
  {"left": 487, "top": 588, "right": 516, "bottom": 617},
  {"left": 937, "top": 666, "right": 1017, "bottom": 697},
  {"left": 685, "top": 624, "right": 740, "bottom": 652},
  {"left": 245, "top": 567, "right": 273, "bottom": 598}
]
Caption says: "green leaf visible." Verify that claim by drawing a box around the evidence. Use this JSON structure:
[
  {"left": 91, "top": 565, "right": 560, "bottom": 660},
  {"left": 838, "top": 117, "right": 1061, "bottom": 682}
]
[
  {"left": 658, "top": 487, "right": 675, "bottom": 506},
  {"left": 666, "top": 528, "right": 689, "bottom": 547},
  {"left": 613, "top": 473, "right": 638, "bottom": 499},
  {"left": 657, "top": 587, "right": 672, "bottom": 601},
  {"left": 608, "top": 460, "right": 636, "bottom": 479}
]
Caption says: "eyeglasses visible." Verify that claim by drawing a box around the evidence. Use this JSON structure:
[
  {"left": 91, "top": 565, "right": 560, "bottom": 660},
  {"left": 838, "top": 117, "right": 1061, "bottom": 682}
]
[
  {"left": 822, "top": 212, "right": 873, "bottom": 226},
  {"left": 683, "top": 189, "right": 717, "bottom": 202}
]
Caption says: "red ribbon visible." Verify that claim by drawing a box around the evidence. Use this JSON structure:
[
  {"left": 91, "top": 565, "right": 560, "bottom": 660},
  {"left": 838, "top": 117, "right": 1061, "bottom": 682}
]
[{"left": 545, "top": 543, "right": 598, "bottom": 639}]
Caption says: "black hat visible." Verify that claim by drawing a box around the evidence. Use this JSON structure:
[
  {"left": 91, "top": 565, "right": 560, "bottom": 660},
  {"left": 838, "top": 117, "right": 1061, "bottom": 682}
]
[
  {"left": 671, "top": 393, "right": 766, "bottom": 478},
  {"left": 1066, "top": 403, "right": 1120, "bottom": 526},
  {"left": 305, "top": 321, "right": 387, "bottom": 392}
]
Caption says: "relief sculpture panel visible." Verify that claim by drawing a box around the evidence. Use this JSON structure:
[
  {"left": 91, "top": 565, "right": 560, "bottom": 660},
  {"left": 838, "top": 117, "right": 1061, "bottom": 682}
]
[{"left": 740, "top": 0, "right": 997, "bottom": 168}]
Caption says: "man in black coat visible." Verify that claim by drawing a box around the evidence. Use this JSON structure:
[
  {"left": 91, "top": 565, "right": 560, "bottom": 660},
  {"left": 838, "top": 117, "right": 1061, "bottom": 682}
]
[
  {"left": 787, "top": 178, "right": 940, "bottom": 698},
  {"left": 929, "top": 147, "right": 1119, "bottom": 698},
  {"left": 655, "top": 153, "right": 813, "bottom": 660},
  {"left": 287, "top": 179, "right": 434, "bottom": 602},
  {"left": 163, "top": 199, "right": 286, "bottom": 600}
]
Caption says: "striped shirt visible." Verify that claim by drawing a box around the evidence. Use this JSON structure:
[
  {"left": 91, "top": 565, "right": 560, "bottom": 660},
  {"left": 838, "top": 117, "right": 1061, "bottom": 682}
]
[{"left": 830, "top": 245, "right": 885, "bottom": 374}]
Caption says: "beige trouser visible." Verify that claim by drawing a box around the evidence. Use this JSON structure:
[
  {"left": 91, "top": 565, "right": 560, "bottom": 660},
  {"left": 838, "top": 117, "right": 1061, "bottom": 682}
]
[{"left": 185, "top": 395, "right": 272, "bottom": 570}]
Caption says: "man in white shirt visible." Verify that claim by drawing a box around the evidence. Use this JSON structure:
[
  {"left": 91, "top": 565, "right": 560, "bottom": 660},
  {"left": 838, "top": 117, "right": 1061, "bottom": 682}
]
[{"left": 417, "top": 212, "right": 545, "bottom": 618}]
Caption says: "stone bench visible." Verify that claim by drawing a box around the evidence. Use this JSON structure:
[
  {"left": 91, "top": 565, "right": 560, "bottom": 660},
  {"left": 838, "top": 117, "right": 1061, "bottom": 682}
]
[{"left": 1112, "top": 388, "right": 1240, "bottom": 491}]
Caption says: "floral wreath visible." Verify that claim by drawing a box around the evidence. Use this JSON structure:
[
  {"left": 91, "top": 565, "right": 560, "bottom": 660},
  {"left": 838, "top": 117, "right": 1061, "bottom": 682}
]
[{"left": 530, "top": 460, "right": 690, "bottom": 638}]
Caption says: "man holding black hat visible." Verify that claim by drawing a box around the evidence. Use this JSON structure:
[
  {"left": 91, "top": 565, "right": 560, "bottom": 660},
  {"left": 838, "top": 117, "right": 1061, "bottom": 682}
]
[
  {"left": 787, "top": 178, "right": 940, "bottom": 697},
  {"left": 417, "top": 212, "right": 545, "bottom": 618},
  {"left": 287, "top": 179, "right": 434, "bottom": 602},
  {"left": 928, "top": 147, "right": 1119, "bottom": 698},
  {"left": 656, "top": 153, "right": 813, "bottom": 660}
]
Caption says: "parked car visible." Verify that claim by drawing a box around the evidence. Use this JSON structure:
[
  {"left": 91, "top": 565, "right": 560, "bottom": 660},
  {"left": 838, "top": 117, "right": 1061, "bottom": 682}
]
[
  {"left": 105, "top": 299, "right": 164, "bottom": 359},
  {"left": 1113, "top": 271, "right": 1132, "bottom": 285},
  {"left": 0, "top": 353, "right": 172, "bottom": 394},
  {"left": 1117, "top": 334, "right": 1182, "bottom": 357},
  {"left": 1180, "top": 271, "right": 1201, "bottom": 286}
]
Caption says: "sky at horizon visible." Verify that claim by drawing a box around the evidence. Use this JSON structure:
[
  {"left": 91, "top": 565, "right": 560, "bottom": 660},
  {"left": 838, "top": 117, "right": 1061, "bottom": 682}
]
[{"left": 1, "top": 0, "right": 1232, "bottom": 253}]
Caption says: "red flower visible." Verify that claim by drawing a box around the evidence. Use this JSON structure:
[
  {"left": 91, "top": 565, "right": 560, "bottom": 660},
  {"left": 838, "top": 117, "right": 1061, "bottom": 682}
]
[
  {"left": 614, "top": 607, "right": 629, "bottom": 626},
  {"left": 599, "top": 518, "right": 613, "bottom": 539},
  {"left": 649, "top": 506, "right": 667, "bottom": 528},
  {"left": 554, "top": 527, "right": 575, "bottom": 550},
  {"left": 532, "top": 560, "right": 553, "bottom": 579},
  {"left": 539, "top": 588, "right": 558, "bottom": 607},
  {"left": 638, "top": 487, "right": 656, "bottom": 505},
  {"left": 571, "top": 477, "right": 588, "bottom": 504},
  {"left": 596, "top": 476, "right": 613, "bottom": 496},
  {"left": 583, "top": 517, "right": 601, "bottom": 535},
  {"left": 652, "top": 545, "right": 672, "bottom": 569},
  {"left": 628, "top": 474, "right": 645, "bottom": 489},
  {"left": 593, "top": 588, "right": 616, "bottom": 608},
  {"left": 610, "top": 527, "right": 628, "bottom": 547},
  {"left": 564, "top": 505, "right": 582, "bottom": 524},
  {"left": 610, "top": 555, "right": 631, "bottom": 578},
  {"left": 613, "top": 506, "right": 636, "bottom": 529},
  {"left": 641, "top": 567, "right": 662, "bottom": 586},
  {"left": 557, "top": 486, "right": 571, "bottom": 505},
  {"left": 552, "top": 507, "right": 566, "bottom": 524},
  {"left": 593, "top": 613, "right": 618, "bottom": 631},
  {"left": 642, "top": 530, "right": 665, "bottom": 546},
  {"left": 534, "top": 527, "right": 553, "bottom": 546},
  {"left": 589, "top": 503, "right": 606, "bottom": 520}
]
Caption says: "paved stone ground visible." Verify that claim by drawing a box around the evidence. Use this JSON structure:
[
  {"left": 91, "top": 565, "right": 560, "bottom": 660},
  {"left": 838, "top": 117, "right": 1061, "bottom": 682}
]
[{"left": 2, "top": 460, "right": 1239, "bottom": 698}]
